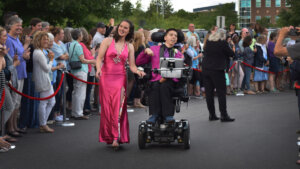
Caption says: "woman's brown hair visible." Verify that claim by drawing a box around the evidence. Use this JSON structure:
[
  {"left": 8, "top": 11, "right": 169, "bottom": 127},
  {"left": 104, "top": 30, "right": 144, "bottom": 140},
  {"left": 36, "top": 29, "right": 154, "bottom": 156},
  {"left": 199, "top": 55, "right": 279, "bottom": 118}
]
[
  {"left": 133, "top": 31, "right": 145, "bottom": 52},
  {"left": 33, "top": 31, "right": 49, "bottom": 49}
]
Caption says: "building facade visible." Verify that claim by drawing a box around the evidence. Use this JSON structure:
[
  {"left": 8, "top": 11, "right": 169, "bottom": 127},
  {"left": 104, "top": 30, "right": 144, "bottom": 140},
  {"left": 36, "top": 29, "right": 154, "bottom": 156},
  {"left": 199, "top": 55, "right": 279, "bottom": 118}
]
[{"left": 238, "top": 0, "right": 290, "bottom": 28}]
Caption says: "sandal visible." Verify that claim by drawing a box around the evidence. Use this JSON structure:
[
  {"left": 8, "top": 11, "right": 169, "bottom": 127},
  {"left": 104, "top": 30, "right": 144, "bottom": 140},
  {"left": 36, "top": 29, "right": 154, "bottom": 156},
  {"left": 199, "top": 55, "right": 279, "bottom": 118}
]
[
  {"left": 112, "top": 140, "right": 119, "bottom": 151},
  {"left": 17, "top": 128, "right": 27, "bottom": 134},
  {"left": 8, "top": 131, "right": 22, "bottom": 137},
  {"left": 3, "top": 135, "right": 17, "bottom": 143}
]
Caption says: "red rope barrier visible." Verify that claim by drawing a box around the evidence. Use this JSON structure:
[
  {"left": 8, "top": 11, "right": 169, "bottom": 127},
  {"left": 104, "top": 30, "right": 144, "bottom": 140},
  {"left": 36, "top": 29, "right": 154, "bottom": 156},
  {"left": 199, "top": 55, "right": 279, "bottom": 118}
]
[
  {"left": 229, "top": 62, "right": 237, "bottom": 71},
  {"left": 67, "top": 72, "right": 99, "bottom": 85},
  {"left": 192, "top": 62, "right": 237, "bottom": 73},
  {"left": 8, "top": 73, "right": 65, "bottom": 101},
  {"left": 0, "top": 88, "right": 5, "bottom": 110},
  {"left": 241, "top": 61, "right": 289, "bottom": 74}
]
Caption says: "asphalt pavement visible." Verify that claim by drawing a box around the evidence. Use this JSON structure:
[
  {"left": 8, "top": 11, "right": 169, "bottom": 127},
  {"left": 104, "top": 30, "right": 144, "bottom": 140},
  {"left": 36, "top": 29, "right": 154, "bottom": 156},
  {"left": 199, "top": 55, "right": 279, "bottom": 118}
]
[{"left": 0, "top": 91, "right": 299, "bottom": 169}]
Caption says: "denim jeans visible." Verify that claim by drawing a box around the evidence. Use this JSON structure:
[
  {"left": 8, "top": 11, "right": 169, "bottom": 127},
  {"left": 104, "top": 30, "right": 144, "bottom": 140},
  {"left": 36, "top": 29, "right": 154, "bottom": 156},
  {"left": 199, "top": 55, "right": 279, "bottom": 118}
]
[
  {"left": 53, "top": 70, "right": 64, "bottom": 113},
  {"left": 241, "top": 66, "right": 252, "bottom": 91},
  {"left": 84, "top": 73, "right": 95, "bottom": 110},
  {"left": 19, "top": 73, "right": 40, "bottom": 128}
]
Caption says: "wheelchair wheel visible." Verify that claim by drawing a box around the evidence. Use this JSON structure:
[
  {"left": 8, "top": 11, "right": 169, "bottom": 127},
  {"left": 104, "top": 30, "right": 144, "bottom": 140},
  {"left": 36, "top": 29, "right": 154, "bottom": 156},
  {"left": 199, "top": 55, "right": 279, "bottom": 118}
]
[
  {"left": 183, "top": 125, "right": 190, "bottom": 149},
  {"left": 138, "top": 129, "right": 146, "bottom": 149}
]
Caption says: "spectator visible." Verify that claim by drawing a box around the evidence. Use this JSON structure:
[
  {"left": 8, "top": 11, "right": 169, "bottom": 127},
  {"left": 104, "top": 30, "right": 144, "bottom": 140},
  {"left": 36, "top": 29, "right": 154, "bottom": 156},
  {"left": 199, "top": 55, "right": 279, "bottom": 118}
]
[
  {"left": 69, "top": 28, "right": 95, "bottom": 120},
  {"left": 268, "top": 31, "right": 281, "bottom": 93},
  {"left": 41, "top": 21, "right": 50, "bottom": 32},
  {"left": 132, "top": 31, "right": 148, "bottom": 108},
  {"left": 186, "top": 23, "right": 200, "bottom": 41},
  {"left": 231, "top": 34, "right": 245, "bottom": 93},
  {"left": 63, "top": 27, "right": 74, "bottom": 110},
  {"left": 239, "top": 28, "right": 249, "bottom": 52},
  {"left": 29, "top": 18, "right": 42, "bottom": 36},
  {"left": 32, "top": 31, "right": 56, "bottom": 133},
  {"left": 50, "top": 27, "right": 68, "bottom": 122},
  {"left": 92, "top": 22, "right": 106, "bottom": 48},
  {"left": 241, "top": 36, "right": 256, "bottom": 95},
  {"left": 0, "top": 26, "right": 19, "bottom": 142},
  {"left": 227, "top": 23, "right": 238, "bottom": 39},
  {"left": 79, "top": 27, "right": 96, "bottom": 114},
  {"left": 253, "top": 35, "right": 269, "bottom": 93},
  {"left": 186, "top": 36, "right": 203, "bottom": 97},
  {"left": 5, "top": 16, "right": 30, "bottom": 137}
]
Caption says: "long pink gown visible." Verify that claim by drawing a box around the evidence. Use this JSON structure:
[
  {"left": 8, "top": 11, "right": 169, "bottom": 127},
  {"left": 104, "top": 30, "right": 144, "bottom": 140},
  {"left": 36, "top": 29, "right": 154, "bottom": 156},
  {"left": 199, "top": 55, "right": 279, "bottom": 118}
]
[{"left": 99, "top": 39, "right": 130, "bottom": 144}]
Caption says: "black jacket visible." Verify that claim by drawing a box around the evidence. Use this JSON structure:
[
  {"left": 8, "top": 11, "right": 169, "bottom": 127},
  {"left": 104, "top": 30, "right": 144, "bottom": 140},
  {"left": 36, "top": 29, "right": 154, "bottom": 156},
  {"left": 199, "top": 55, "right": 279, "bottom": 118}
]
[
  {"left": 253, "top": 45, "right": 268, "bottom": 67},
  {"left": 202, "top": 40, "right": 234, "bottom": 71}
]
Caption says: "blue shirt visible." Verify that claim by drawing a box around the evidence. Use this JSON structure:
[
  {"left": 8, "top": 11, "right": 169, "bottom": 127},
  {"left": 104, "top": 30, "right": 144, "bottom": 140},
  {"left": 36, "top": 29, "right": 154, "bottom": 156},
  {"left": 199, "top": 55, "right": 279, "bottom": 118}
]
[
  {"left": 186, "top": 46, "right": 199, "bottom": 69},
  {"left": 69, "top": 40, "right": 88, "bottom": 74},
  {"left": 6, "top": 34, "right": 27, "bottom": 80},
  {"left": 186, "top": 31, "right": 200, "bottom": 41},
  {"left": 51, "top": 41, "right": 67, "bottom": 67}
]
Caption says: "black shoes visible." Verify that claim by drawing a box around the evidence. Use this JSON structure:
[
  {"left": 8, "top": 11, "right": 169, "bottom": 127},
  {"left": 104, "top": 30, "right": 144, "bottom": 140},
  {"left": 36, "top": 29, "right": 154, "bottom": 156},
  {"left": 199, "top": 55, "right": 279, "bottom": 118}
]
[
  {"left": 209, "top": 115, "right": 220, "bottom": 121},
  {"left": 220, "top": 116, "right": 235, "bottom": 122}
]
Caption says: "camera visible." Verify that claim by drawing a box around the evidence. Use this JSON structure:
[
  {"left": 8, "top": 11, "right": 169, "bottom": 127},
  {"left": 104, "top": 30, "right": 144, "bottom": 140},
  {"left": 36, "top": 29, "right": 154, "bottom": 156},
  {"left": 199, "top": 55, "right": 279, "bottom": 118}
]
[{"left": 288, "top": 28, "right": 300, "bottom": 36}]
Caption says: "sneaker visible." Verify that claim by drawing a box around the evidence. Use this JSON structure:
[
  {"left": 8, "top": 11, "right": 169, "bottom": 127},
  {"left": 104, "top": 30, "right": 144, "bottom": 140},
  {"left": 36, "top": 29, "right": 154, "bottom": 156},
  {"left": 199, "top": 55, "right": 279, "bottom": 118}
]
[
  {"left": 165, "top": 116, "right": 175, "bottom": 123},
  {"left": 55, "top": 115, "right": 63, "bottom": 122},
  {"left": 146, "top": 114, "right": 158, "bottom": 124}
]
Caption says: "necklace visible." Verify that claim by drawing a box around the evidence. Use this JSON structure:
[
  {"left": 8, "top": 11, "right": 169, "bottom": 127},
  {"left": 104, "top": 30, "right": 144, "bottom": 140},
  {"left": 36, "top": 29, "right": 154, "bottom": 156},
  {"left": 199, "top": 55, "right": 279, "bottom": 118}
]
[{"left": 113, "top": 41, "right": 125, "bottom": 64}]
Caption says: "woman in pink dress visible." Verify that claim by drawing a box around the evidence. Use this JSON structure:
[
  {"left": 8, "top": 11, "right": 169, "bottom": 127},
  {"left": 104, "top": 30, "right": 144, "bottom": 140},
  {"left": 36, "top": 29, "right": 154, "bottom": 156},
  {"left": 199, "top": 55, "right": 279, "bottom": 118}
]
[{"left": 95, "top": 20, "right": 145, "bottom": 149}]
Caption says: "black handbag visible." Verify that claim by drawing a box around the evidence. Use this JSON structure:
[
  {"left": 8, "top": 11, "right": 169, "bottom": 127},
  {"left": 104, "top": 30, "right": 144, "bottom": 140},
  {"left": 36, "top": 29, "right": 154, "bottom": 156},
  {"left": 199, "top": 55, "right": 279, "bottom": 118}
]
[{"left": 69, "top": 44, "right": 82, "bottom": 70}]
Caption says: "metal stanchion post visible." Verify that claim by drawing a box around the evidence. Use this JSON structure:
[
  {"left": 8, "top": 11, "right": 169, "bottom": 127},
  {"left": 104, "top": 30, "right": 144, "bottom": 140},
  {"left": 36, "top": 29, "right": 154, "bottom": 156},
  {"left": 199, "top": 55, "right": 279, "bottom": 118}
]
[
  {"left": 57, "top": 69, "right": 75, "bottom": 127},
  {"left": 1, "top": 102, "right": 4, "bottom": 137},
  {"left": 126, "top": 64, "right": 134, "bottom": 113},
  {"left": 236, "top": 59, "right": 244, "bottom": 96}
]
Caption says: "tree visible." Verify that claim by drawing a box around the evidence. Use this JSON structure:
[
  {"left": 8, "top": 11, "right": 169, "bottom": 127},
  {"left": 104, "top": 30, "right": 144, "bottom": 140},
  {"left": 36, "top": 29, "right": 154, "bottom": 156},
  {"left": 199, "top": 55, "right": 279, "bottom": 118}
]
[
  {"left": 214, "top": 3, "right": 238, "bottom": 29},
  {"left": 121, "top": 0, "right": 133, "bottom": 18},
  {"left": 146, "top": 0, "right": 173, "bottom": 18},
  {"left": 278, "top": 0, "right": 300, "bottom": 26},
  {"left": 257, "top": 17, "right": 272, "bottom": 28},
  {"left": 1, "top": 0, "right": 120, "bottom": 29}
]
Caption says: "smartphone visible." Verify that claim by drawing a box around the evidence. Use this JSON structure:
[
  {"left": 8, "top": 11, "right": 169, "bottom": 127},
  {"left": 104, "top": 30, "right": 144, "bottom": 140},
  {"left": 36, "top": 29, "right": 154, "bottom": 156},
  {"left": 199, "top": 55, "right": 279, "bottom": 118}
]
[{"left": 14, "top": 48, "right": 18, "bottom": 56}]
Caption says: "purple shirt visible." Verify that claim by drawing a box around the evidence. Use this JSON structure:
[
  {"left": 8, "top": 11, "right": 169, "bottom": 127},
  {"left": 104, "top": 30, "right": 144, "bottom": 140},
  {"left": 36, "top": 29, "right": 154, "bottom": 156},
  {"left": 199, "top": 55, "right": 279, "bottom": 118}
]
[
  {"left": 267, "top": 41, "right": 276, "bottom": 58},
  {"left": 136, "top": 45, "right": 183, "bottom": 82},
  {"left": 6, "top": 34, "right": 27, "bottom": 80}
]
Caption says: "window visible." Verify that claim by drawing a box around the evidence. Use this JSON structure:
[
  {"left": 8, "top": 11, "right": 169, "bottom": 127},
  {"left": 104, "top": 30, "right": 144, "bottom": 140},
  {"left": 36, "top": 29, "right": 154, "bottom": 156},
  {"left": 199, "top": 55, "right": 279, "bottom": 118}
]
[
  {"left": 276, "top": 16, "right": 280, "bottom": 21},
  {"left": 256, "top": 16, "right": 261, "bottom": 21},
  {"left": 241, "top": 0, "right": 251, "bottom": 8},
  {"left": 256, "top": 0, "right": 261, "bottom": 7},
  {"left": 276, "top": 0, "right": 281, "bottom": 7},
  {"left": 265, "top": 0, "right": 271, "bottom": 7},
  {"left": 285, "top": 0, "right": 291, "bottom": 7}
]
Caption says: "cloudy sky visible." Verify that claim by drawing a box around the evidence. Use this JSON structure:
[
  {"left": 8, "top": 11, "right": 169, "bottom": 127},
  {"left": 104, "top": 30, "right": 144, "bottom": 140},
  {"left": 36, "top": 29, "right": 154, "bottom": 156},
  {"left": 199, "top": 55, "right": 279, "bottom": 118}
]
[{"left": 129, "top": 0, "right": 236, "bottom": 12}]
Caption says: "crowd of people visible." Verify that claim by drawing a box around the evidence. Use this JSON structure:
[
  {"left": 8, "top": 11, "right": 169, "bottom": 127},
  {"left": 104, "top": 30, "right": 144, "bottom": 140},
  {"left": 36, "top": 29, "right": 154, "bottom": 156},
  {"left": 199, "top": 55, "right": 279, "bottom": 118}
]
[{"left": 0, "top": 11, "right": 298, "bottom": 152}]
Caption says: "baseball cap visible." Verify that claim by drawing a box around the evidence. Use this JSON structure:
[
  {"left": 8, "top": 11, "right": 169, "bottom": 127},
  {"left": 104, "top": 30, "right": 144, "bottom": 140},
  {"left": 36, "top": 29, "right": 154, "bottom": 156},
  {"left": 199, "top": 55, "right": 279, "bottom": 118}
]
[{"left": 96, "top": 22, "right": 106, "bottom": 28}]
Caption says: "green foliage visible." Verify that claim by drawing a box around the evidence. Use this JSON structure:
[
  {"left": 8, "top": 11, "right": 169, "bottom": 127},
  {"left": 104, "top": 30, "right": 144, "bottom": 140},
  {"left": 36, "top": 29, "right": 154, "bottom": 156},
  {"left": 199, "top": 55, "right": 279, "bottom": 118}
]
[
  {"left": 278, "top": 0, "right": 300, "bottom": 26},
  {"left": 257, "top": 17, "right": 272, "bottom": 28},
  {"left": 0, "top": 0, "right": 238, "bottom": 31}
]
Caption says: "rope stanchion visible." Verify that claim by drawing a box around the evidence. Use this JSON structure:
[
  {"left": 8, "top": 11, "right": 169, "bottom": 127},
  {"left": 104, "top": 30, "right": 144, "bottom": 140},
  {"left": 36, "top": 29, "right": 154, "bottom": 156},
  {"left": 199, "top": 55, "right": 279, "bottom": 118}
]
[
  {"left": 67, "top": 72, "right": 99, "bottom": 85},
  {"left": 0, "top": 88, "right": 5, "bottom": 110},
  {"left": 241, "top": 61, "right": 289, "bottom": 74},
  {"left": 8, "top": 73, "right": 65, "bottom": 100},
  {"left": 0, "top": 88, "right": 5, "bottom": 137}
]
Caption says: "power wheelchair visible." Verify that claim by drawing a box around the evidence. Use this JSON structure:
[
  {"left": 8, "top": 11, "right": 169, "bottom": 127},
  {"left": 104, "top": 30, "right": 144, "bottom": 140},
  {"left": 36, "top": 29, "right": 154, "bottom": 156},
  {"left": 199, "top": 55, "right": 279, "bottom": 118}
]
[{"left": 137, "top": 55, "right": 192, "bottom": 149}]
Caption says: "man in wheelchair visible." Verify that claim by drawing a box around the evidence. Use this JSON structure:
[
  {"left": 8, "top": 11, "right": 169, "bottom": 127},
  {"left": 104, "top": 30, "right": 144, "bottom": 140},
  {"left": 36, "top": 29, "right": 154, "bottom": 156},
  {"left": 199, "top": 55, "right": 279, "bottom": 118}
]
[{"left": 136, "top": 28, "right": 187, "bottom": 124}]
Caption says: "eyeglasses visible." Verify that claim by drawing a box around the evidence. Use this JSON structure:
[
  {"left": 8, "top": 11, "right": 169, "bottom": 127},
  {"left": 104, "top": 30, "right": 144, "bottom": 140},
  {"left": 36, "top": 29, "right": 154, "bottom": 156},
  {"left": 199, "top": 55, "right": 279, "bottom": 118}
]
[{"left": 246, "top": 32, "right": 249, "bottom": 34}]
